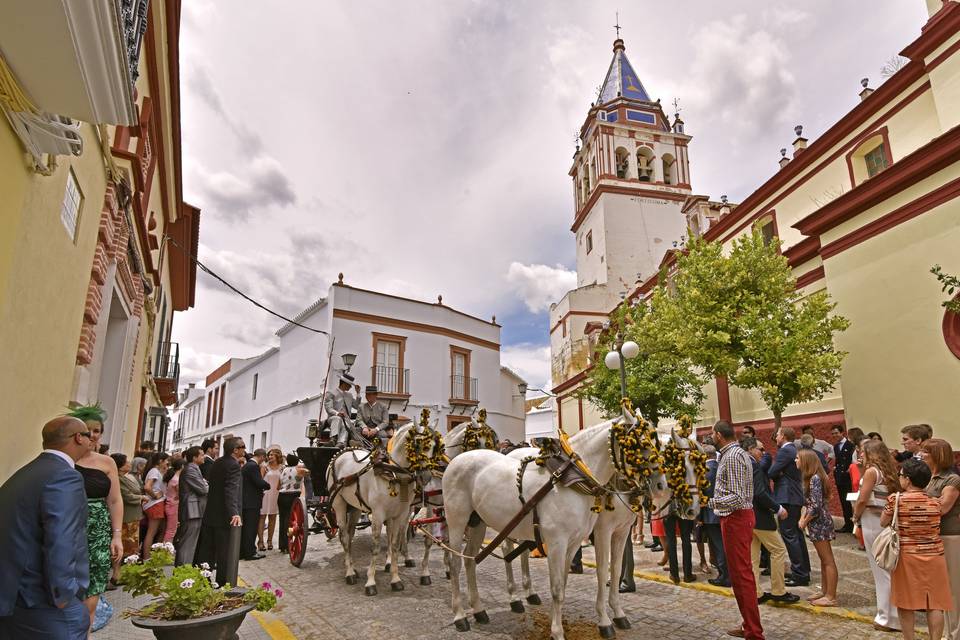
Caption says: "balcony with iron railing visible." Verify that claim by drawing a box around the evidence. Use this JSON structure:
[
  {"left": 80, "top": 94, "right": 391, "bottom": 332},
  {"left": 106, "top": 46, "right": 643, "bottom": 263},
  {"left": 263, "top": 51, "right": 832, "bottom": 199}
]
[
  {"left": 154, "top": 341, "right": 180, "bottom": 406},
  {"left": 371, "top": 365, "right": 410, "bottom": 397},
  {"left": 450, "top": 375, "right": 478, "bottom": 405}
]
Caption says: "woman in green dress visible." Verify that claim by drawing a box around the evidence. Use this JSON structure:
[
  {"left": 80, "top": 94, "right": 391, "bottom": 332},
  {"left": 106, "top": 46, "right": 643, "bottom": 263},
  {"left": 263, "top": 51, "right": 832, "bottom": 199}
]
[{"left": 69, "top": 404, "right": 124, "bottom": 632}]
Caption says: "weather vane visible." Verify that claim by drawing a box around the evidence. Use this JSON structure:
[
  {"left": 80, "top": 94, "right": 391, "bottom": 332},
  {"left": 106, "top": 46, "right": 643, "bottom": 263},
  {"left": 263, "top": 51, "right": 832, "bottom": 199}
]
[
  {"left": 672, "top": 97, "right": 682, "bottom": 116},
  {"left": 614, "top": 12, "right": 621, "bottom": 39}
]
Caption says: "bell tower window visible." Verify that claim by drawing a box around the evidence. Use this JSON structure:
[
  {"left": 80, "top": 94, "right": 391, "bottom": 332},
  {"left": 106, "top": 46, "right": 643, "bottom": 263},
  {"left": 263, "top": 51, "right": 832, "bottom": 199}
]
[
  {"left": 636, "top": 147, "right": 654, "bottom": 182},
  {"left": 662, "top": 153, "right": 676, "bottom": 185},
  {"left": 615, "top": 147, "right": 630, "bottom": 179}
]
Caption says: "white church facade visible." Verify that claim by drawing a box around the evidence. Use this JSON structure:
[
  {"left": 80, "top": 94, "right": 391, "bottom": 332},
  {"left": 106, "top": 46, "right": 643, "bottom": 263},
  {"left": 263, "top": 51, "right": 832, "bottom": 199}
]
[{"left": 172, "top": 278, "right": 527, "bottom": 454}]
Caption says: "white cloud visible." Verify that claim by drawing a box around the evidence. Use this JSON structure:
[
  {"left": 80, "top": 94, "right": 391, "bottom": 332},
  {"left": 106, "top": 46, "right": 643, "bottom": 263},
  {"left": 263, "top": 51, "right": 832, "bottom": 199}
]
[
  {"left": 501, "top": 343, "right": 552, "bottom": 395},
  {"left": 177, "top": 345, "right": 226, "bottom": 388},
  {"left": 506, "top": 263, "right": 577, "bottom": 313}
]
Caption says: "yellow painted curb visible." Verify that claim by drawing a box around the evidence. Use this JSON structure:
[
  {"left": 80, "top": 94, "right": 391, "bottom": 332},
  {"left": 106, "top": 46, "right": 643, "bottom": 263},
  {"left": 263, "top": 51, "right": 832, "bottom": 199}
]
[
  {"left": 581, "top": 560, "right": 877, "bottom": 627},
  {"left": 238, "top": 578, "right": 299, "bottom": 639}
]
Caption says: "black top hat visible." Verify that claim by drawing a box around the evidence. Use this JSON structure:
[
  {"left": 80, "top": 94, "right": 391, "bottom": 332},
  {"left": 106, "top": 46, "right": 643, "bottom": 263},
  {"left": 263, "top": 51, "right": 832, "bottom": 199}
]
[
  {"left": 338, "top": 372, "right": 355, "bottom": 385},
  {"left": 365, "top": 385, "right": 378, "bottom": 394}
]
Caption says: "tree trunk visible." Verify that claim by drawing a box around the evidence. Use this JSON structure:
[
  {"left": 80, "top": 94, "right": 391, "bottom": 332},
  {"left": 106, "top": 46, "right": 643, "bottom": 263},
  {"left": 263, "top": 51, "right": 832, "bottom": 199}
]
[{"left": 772, "top": 408, "right": 783, "bottom": 434}]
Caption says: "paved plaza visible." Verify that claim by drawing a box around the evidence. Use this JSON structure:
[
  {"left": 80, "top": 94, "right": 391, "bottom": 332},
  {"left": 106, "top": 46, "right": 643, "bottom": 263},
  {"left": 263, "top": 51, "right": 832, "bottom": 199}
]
[{"left": 95, "top": 525, "right": 918, "bottom": 640}]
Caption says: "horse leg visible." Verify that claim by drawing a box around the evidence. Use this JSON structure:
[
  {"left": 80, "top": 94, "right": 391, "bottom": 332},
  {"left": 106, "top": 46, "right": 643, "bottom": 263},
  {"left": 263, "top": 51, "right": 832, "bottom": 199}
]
[
  {"left": 445, "top": 511, "right": 469, "bottom": 631},
  {"left": 365, "top": 514, "right": 383, "bottom": 596},
  {"left": 609, "top": 524, "right": 632, "bottom": 630},
  {"left": 521, "top": 549, "right": 540, "bottom": 604},
  {"left": 593, "top": 520, "right": 614, "bottom": 637},
  {"left": 502, "top": 541, "right": 523, "bottom": 613},
  {"left": 463, "top": 525, "right": 488, "bottom": 624},
  {"left": 336, "top": 500, "right": 357, "bottom": 585},
  {"left": 419, "top": 519, "right": 433, "bottom": 585},
  {"left": 546, "top": 537, "right": 570, "bottom": 640},
  {"left": 386, "top": 516, "right": 404, "bottom": 590}
]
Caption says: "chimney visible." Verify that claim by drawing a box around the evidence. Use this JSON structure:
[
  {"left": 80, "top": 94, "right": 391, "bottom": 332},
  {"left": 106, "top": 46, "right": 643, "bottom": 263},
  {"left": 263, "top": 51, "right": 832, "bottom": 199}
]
[
  {"left": 792, "top": 125, "right": 808, "bottom": 157},
  {"left": 719, "top": 195, "right": 731, "bottom": 217},
  {"left": 779, "top": 148, "right": 790, "bottom": 168},
  {"left": 859, "top": 78, "right": 874, "bottom": 101}
]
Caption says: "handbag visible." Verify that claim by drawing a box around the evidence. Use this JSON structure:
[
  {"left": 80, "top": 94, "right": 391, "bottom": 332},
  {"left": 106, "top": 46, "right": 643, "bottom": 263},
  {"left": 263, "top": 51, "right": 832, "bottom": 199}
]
[{"left": 872, "top": 492, "right": 900, "bottom": 572}]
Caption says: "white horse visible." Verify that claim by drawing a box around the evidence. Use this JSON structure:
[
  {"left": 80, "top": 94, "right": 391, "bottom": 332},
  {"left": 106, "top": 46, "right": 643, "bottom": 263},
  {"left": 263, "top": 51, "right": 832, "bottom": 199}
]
[
  {"left": 442, "top": 416, "right": 672, "bottom": 640},
  {"left": 326, "top": 419, "right": 443, "bottom": 595}
]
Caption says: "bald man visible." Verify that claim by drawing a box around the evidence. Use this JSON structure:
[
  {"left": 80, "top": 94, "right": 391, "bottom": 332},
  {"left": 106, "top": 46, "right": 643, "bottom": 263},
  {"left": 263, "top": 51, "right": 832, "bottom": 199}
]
[{"left": 0, "top": 416, "right": 92, "bottom": 640}]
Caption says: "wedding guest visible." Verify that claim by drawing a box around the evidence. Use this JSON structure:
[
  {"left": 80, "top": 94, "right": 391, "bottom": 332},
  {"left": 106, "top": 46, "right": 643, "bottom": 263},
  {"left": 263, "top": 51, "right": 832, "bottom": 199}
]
[
  {"left": 110, "top": 454, "right": 146, "bottom": 587},
  {"left": 768, "top": 427, "right": 810, "bottom": 587},
  {"left": 162, "top": 458, "right": 184, "bottom": 543},
  {"left": 241, "top": 449, "right": 270, "bottom": 560},
  {"left": 882, "top": 458, "right": 951, "bottom": 640},
  {"left": 920, "top": 439, "right": 960, "bottom": 639},
  {"left": 259, "top": 448, "right": 283, "bottom": 551},
  {"left": 797, "top": 449, "right": 838, "bottom": 607},
  {"left": 895, "top": 425, "right": 928, "bottom": 463},
  {"left": 141, "top": 452, "right": 169, "bottom": 560},
  {"left": 174, "top": 447, "right": 208, "bottom": 566},
  {"left": 199, "top": 437, "right": 244, "bottom": 586},
  {"left": 853, "top": 439, "right": 900, "bottom": 631},
  {"left": 278, "top": 453, "right": 305, "bottom": 554}
]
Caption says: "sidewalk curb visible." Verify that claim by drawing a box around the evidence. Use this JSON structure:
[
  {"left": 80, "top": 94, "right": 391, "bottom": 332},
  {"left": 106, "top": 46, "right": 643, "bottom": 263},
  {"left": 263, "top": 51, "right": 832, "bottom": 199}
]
[
  {"left": 238, "top": 578, "right": 298, "bottom": 639},
  {"left": 580, "top": 560, "right": 877, "bottom": 627}
]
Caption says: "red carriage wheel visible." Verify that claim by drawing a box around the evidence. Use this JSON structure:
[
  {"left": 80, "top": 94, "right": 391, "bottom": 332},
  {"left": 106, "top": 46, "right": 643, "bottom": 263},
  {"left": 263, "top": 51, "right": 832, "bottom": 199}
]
[{"left": 288, "top": 498, "right": 308, "bottom": 567}]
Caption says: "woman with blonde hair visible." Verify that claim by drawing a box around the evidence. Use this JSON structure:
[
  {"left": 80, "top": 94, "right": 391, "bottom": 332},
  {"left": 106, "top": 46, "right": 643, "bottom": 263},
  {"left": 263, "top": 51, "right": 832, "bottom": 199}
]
[
  {"left": 919, "top": 438, "right": 960, "bottom": 639},
  {"left": 259, "top": 447, "right": 284, "bottom": 551},
  {"left": 797, "top": 448, "right": 839, "bottom": 606},
  {"left": 853, "top": 439, "right": 901, "bottom": 631}
]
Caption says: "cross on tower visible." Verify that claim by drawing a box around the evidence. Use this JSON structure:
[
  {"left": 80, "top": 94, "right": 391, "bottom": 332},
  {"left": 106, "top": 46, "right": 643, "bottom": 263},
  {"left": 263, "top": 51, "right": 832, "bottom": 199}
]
[{"left": 614, "top": 12, "right": 621, "bottom": 39}]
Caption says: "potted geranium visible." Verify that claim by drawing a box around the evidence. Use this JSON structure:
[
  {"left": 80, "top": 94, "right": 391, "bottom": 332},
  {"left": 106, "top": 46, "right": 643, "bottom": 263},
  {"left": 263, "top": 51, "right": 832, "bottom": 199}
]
[{"left": 120, "top": 542, "right": 282, "bottom": 640}]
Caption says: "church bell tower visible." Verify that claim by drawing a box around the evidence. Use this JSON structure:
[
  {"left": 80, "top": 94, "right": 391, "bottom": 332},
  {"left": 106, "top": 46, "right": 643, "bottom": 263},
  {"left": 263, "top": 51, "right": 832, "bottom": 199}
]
[{"left": 549, "top": 37, "right": 691, "bottom": 430}]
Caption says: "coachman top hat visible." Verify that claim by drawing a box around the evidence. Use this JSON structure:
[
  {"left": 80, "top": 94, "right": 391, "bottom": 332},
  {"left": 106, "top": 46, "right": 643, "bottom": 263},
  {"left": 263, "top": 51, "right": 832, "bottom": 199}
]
[
  {"left": 339, "top": 372, "right": 355, "bottom": 385},
  {"left": 365, "top": 385, "right": 378, "bottom": 394}
]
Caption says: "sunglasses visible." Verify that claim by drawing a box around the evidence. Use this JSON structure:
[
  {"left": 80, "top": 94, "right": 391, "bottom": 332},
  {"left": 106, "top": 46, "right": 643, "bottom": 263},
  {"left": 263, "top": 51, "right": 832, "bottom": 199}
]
[{"left": 75, "top": 431, "right": 93, "bottom": 439}]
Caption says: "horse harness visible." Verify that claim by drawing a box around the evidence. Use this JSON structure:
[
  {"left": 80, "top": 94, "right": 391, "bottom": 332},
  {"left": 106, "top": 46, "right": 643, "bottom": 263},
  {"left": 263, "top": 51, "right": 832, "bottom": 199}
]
[
  {"left": 326, "top": 447, "right": 418, "bottom": 513},
  {"left": 473, "top": 436, "right": 607, "bottom": 564}
]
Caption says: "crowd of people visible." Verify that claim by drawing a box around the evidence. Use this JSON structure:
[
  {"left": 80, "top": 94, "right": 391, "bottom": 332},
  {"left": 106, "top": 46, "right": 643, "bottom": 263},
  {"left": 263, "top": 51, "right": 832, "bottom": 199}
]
[
  {"left": 631, "top": 420, "right": 959, "bottom": 640},
  {"left": 0, "top": 405, "right": 307, "bottom": 639}
]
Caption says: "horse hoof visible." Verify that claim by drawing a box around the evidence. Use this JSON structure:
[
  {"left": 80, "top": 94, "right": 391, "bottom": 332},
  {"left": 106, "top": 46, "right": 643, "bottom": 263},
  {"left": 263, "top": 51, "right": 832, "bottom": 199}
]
[
  {"left": 454, "top": 618, "right": 471, "bottom": 632},
  {"left": 509, "top": 600, "right": 525, "bottom": 613},
  {"left": 445, "top": 570, "right": 451, "bottom": 580},
  {"left": 404, "top": 559, "right": 416, "bottom": 567},
  {"left": 613, "top": 617, "right": 631, "bottom": 630},
  {"left": 598, "top": 624, "right": 616, "bottom": 639},
  {"left": 526, "top": 594, "right": 542, "bottom": 605},
  {"left": 345, "top": 575, "right": 357, "bottom": 585},
  {"left": 364, "top": 585, "right": 377, "bottom": 596},
  {"left": 473, "top": 610, "right": 489, "bottom": 624},
  {"left": 420, "top": 576, "right": 432, "bottom": 586},
  {"left": 391, "top": 581, "right": 404, "bottom": 591},
  {"left": 384, "top": 563, "right": 391, "bottom": 572}
]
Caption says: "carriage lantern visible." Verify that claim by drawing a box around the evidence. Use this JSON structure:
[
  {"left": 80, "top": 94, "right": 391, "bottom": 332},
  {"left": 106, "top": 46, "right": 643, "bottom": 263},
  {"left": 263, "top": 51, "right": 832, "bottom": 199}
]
[{"left": 305, "top": 419, "right": 320, "bottom": 447}]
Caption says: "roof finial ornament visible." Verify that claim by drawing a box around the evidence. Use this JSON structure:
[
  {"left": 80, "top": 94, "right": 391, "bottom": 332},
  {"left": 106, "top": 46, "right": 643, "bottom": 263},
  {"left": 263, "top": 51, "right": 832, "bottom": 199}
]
[
  {"left": 671, "top": 97, "right": 682, "bottom": 119},
  {"left": 337, "top": 272, "right": 344, "bottom": 284},
  {"left": 614, "top": 11, "right": 621, "bottom": 39}
]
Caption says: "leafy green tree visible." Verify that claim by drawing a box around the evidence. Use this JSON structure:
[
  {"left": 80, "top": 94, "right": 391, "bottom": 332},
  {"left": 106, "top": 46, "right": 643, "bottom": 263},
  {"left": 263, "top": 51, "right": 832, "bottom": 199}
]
[
  {"left": 578, "top": 300, "right": 707, "bottom": 427},
  {"left": 655, "top": 231, "right": 850, "bottom": 431},
  {"left": 931, "top": 265, "right": 960, "bottom": 314}
]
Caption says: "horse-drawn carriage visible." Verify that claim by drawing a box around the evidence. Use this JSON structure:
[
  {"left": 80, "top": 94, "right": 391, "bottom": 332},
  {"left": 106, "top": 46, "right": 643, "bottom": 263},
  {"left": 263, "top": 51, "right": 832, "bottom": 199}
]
[{"left": 286, "top": 443, "right": 339, "bottom": 566}]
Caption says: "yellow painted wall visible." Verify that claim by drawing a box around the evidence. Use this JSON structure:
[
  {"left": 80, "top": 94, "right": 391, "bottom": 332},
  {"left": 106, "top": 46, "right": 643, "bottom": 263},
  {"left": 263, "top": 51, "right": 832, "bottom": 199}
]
[
  {"left": 0, "top": 123, "right": 108, "bottom": 481},
  {"left": 825, "top": 179, "right": 960, "bottom": 443},
  {"left": 0, "top": 120, "right": 30, "bottom": 306}
]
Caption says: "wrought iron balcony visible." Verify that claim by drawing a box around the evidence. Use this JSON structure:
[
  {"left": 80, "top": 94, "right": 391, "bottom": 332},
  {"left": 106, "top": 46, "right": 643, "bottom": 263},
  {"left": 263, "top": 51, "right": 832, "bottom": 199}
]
[
  {"left": 450, "top": 375, "right": 478, "bottom": 404},
  {"left": 371, "top": 365, "right": 410, "bottom": 396},
  {"left": 154, "top": 341, "right": 180, "bottom": 406}
]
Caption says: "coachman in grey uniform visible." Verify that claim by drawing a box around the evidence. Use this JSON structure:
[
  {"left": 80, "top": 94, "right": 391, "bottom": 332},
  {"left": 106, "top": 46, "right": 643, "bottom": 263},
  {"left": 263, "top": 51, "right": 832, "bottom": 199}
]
[
  {"left": 358, "top": 386, "right": 390, "bottom": 445},
  {"left": 323, "top": 373, "right": 360, "bottom": 446}
]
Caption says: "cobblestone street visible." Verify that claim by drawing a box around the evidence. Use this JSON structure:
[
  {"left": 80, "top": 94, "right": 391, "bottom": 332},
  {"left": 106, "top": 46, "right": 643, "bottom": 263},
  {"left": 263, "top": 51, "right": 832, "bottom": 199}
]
[{"left": 202, "top": 528, "right": 903, "bottom": 640}]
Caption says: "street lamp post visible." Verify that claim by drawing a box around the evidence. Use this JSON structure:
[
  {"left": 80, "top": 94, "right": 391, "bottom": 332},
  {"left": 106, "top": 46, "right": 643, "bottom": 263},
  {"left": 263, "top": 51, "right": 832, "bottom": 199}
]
[{"left": 604, "top": 334, "right": 640, "bottom": 403}]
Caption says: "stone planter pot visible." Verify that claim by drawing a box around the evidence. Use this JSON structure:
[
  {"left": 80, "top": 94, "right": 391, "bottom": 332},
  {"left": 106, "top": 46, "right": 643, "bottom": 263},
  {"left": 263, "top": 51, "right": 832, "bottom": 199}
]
[{"left": 131, "top": 602, "right": 255, "bottom": 640}]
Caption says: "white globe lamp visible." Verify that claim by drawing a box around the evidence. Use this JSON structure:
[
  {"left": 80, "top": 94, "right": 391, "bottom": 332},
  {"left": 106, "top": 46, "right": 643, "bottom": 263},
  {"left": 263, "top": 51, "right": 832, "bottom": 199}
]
[
  {"left": 604, "top": 351, "right": 622, "bottom": 370},
  {"left": 621, "top": 341, "right": 640, "bottom": 360}
]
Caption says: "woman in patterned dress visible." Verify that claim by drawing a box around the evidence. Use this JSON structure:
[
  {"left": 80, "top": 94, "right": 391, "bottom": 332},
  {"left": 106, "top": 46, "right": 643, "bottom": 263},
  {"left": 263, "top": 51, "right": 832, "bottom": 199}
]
[
  {"left": 797, "top": 448, "right": 839, "bottom": 607},
  {"left": 882, "top": 457, "right": 952, "bottom": 640},
  {"left": 69, "top": 404, "right": 124, "bottom": 632}
]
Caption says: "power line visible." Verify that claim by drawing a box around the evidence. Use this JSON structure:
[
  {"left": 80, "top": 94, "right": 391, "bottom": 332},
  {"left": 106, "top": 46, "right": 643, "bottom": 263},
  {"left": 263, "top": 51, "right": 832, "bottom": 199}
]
[{"left": 164, "top": 236, "right": 329, "bottom": 335}]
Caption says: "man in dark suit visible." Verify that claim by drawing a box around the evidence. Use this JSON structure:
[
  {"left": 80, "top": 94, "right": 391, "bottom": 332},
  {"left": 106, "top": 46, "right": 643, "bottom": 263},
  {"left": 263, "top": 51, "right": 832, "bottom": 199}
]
[
  {"left": 767, "top": 426, "right": 810, "bottom": 587},
  {"left": 241, "top": 448, "right": 270, "bottom": 560},
  {"left": 830, "top": 425, "right": 856, "bottom": 533},
  {"left": 199, "top": 438, "right": 219, "bottom": 480},
  {"left": 175, "top": 446, "right": 208, "bottom": 566},
  {"left": 199, "top": 437, "right": 244, "bottom": 586},
  {"left": 742, "top": 437, "right": 799, "bottom": 605},
  {"left": 702, "top": 445, "right": 729, "bottom": 587},
  {"left": 0, "top": 417, "right": 92, "bottom": 639}
]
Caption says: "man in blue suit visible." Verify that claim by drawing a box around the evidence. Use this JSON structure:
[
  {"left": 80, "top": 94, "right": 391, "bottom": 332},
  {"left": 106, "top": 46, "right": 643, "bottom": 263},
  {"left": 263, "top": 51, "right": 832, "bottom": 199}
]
[
  {"left": 0, "top": 416, "right": 92, "bottom": 639},
  {"left": 767, "top": 426, "right": 811, "bottom": 587}
]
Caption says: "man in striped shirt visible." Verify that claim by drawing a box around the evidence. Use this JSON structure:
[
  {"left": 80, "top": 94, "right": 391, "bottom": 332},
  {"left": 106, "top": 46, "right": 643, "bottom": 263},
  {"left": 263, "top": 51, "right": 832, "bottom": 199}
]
[{"left": 708, "top": 420, "right": 764, "bottom": 640}]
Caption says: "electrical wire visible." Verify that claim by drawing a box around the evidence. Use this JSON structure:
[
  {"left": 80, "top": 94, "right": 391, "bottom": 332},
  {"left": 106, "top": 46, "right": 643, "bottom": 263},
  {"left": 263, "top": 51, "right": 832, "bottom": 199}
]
[{"left": 164, "top": 235, "right": 329, "bottom": 335}]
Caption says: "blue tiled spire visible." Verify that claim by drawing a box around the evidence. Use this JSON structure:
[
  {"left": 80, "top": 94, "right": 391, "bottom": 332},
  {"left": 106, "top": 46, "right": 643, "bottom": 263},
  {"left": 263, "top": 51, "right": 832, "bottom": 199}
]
[{"left": 597, "top": 39, "right": 651, "bottom": 104}]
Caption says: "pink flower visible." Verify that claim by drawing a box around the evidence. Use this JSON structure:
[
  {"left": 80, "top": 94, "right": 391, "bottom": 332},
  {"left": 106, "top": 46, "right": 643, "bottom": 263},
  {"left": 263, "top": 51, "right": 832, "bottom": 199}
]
[
  {"left": 274, "top": 588, "right": 283, "bottom": 598},
  {"left": 261, "top": 581, "right": 272, "bottom": 590}
]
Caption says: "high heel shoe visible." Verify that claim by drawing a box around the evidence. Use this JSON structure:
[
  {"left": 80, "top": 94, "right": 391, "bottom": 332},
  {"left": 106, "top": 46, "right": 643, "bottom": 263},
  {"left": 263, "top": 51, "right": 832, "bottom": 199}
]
[
  {"left": 267, "top": 542, "right": 273, "bottom": 550},
  {"left": 657, "top": 555, "right": 668, "bottom": 566},
  {"left": 258, "top": 542, "right": 266, "bottom": 552}
]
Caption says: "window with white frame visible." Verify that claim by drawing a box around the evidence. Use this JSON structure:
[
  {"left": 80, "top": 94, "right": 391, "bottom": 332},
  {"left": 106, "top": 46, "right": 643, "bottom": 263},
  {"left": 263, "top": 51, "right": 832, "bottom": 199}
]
[{"left": 60, "top": 168, "right": 83, "bottom": 241}]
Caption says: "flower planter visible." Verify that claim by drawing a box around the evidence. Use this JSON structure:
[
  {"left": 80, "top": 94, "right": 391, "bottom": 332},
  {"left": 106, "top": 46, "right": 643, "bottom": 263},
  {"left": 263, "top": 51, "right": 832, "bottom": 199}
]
[{"left": 131, "top": 602, "right": 255, "bottom": 640}]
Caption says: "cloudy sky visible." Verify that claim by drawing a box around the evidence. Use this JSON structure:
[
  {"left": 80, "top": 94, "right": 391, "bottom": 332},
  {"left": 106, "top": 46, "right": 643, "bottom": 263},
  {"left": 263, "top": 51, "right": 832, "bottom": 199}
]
[{"left": 172, "top": 0, "right": 928, "bottom": 393}]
